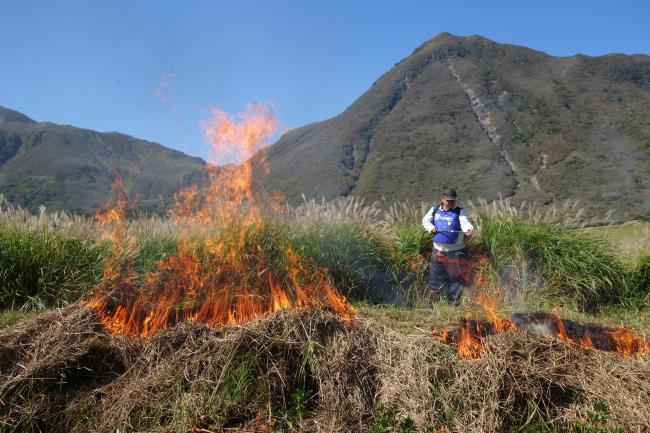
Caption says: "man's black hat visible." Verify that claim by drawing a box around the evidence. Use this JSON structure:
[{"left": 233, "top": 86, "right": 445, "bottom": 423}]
[{"left": 442, "top": 188, "right": 458, "bottom": 200}]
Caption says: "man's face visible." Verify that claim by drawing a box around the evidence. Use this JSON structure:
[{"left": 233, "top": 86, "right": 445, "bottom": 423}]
[{"left": 442, "top": 197, "right": 455, "bottom": 208}]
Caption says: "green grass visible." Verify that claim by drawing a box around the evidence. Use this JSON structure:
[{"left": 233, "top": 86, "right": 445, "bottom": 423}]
[
  {"left": 290, "top": 222, "right": 395, "bottom": 302},
  {"left": 476, "top": 218, "right": 629, "bottom": 309},
  {"left": 582, "top": 221, "right": 650, "bottom": 266},
  {"left": 0, "top": 198, "right": 647, "bottom": 319},
  {"left": 0, "top": 227, "right": 105, "bottom": 309},
  {"left": 628, "top": 254, "right": 650, "bottom": 303},
  {"left": 0, "top": 309, "right": 35, "bottom": 327}
]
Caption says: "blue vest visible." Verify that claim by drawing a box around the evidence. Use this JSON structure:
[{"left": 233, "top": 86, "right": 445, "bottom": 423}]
[{"left": 432, "top": 205, "right": 462, "bottom": 244}]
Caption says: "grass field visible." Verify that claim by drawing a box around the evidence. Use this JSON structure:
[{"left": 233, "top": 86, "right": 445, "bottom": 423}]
[
  {"left": 582, "top": 220, "right": 650, "bottom": 266},
  {"left": 0, "top": 197, "right": 648, "bottom": 432},
  {"left": 0, "top": 196, "right": 648, "bottom": 327}
]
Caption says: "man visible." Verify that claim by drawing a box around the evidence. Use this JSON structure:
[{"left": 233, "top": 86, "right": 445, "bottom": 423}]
[{"left": 421, "top": 188, "right": 474, "bottom": 303}]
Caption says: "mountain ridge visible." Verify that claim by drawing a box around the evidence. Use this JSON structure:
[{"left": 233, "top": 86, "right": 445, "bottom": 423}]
[
  {"left": 261, "top": 33, "right": 650, "bottom": 218},
  {"left": 2, "top": 33, "right": 649, "bottom": 218},
  {"left": 0, "top": 106, "right": 206, "bottom": 213}
]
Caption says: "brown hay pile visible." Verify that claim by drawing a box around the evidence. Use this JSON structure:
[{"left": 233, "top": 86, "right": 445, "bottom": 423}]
[
  {"left": 1, "top": 307, "right": 649, "bottom": 432},
  {"left": 0, "top": 306, "right": 378, "bottom": 433},
  {"left": 377, "top": 328, "right": 650, "bottom": 432}
]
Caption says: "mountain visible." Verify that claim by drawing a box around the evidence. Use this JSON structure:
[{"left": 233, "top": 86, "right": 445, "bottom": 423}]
[
  {"left": 0, "top": 106, "right": 206, "bottom": 213},
  {"left": 3, "top": 34, "right": 649, "bottom": 218},
  {"left": 263, "top": 33, "right": 650, "bottom": 218}
]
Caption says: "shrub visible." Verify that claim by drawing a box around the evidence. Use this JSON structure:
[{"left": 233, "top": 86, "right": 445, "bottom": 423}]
[
  {"left": 628, "top": 254, "right": 650, "bottom": 304},
  {"left": 0, "top": 228, "right": 105, "bottom": 309},
  {"left": 290, "top": 222, "right": 395, "bottom": 302},
  {"left": 476, "top": 218, "right": 627, "bottom": 309}
]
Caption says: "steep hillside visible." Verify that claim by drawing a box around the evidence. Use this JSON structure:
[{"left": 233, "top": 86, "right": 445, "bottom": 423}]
[
  {"left": 0, "top": 107, "right": 206, "bottom": 213},
  {"left": 264, "top": 33, "right": 650, "bottom": 218}
]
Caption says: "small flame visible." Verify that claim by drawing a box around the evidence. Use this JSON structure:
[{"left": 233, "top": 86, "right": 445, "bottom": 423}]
[
  {"left": 438, "top": 327, "right": 449, "bottom": 343},
  {"left": 549, "top": 313, "right": 568, "bottom": 341},
  {"left": 580, "top": 330, "right": 593, "bottom": 348},
  {"left": 440, "top": 293, "right": 647, "bottom": 359},
  {"left": 604, "top": 328, "right": 648, "bottom": 357},
  {"left": 457, "top": 323, "right": 482, "bottom": 359},
  {"left": 475, "top": 293, "right": 514, "bottom": 333}
]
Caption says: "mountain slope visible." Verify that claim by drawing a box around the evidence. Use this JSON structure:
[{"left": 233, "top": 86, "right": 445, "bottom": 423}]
[
  {"left": 0, "top": 107, "right": 206, "bottom": 213},
  {"left": 263, "top": 33, "right": 650, "bottom": 218}
]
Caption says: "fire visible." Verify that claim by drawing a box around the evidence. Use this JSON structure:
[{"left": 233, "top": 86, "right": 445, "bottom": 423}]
[
  {"left": 422, "top": 221, "right": 647, "bottom": 360},
  {"left": 438, "top": 327, "right": 449, "bottom": 343},
  {"left": 438, "top": 293, "right": 648, "bottom": 359},
  {"left": 88, "top": 103, "right": 356, "bottom": 337},
  {"left": 474, "top": 293, "right": 514, "bottom": 333},
  {"left": 457, "top": 322, "right": 482, "bottom": 359},
  {"left": 549, "top": 313, "right": 568, "bottom": 341},
  {"left": 604, "top": 328, "right": 648, "bottom": 357},
  {"left": 201, "top": 103, "right": 277, "bottom": 166},
  {"left": 580, "top": 330, "right": 593, "bottom": 348}
]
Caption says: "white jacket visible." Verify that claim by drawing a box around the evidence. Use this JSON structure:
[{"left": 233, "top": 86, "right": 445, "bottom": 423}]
[{"left": 422, "top": 205, "right": 474, "bottom": 252}]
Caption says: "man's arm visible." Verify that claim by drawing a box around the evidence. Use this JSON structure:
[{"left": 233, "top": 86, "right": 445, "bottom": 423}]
[
  {"left": 422, "top": 206, "right": 436, "bottom": 233},
  {"left": 459, "top": 208, "right": 474, "bottom": 236}
]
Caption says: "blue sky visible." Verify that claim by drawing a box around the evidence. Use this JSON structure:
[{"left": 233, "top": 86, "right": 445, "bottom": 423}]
[{"left": 1, "top": 0, "right": 648, "bottom": 160}]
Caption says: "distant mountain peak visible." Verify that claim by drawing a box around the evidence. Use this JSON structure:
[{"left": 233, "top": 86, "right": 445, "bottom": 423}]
[
  {"left": 0, "top": 106, "right": 205, "bottom": 213},
  {"left": 0, "top": 106, "right": 36, "bottom": 125},
  {"left": 263, "top": 34, "right": 650, "bottom": 218}
]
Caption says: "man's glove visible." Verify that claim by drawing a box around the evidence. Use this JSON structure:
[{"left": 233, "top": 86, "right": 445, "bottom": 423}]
[
  {"left": 431, "top": 227, "right": 437, "bottom": 234},
  {"left": 465, "top": 228, "right": 474, "bottom": 237}
]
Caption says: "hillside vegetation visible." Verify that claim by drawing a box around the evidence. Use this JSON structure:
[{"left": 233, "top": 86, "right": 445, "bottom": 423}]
[
  {"left": 263, "top": 33, "right": 650, "bottom": 219},
  {"left": 0, "top": 106, "right": 205, "bottom": 213},
  {"left": 2, "top": 34, "right": 650, "bottom": 218}
]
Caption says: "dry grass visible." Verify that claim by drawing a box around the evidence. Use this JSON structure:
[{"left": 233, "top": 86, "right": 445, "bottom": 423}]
[
  {"left": 1, "top": 196, "right": 648, "bottom": 431},
  {"left": 0, "top": 194, "right": 180, "bottom": 242},
  {"left": 0, "top": 194, "right": 623, "bottom": 241},
  {"left": 0, "top": 195, "right": 96, "bottom": 238},
  {"left": 287, "top": 196, "right": 389, "bottom": 234},
  {"left": 467, "top": 196, "right": 614, "bottom": 233},
  {"left": 0, "top": 306, "right": 379, "bottom": 433},
  {"left": 1, "top": 305, "right": 648, "bottom": 432}
]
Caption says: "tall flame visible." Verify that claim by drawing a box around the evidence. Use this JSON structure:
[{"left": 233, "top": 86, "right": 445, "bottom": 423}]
[
  {"left": 201, "top": 103, "right": 277, "bottom": 166},
  {"left": 88, "top": 103, "right": 355, "bottom": 337}
]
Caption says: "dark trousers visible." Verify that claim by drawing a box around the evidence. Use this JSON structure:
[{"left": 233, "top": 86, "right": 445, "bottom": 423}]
[{"left": 428, "top": 247, "right": 470, "bottom": 303}]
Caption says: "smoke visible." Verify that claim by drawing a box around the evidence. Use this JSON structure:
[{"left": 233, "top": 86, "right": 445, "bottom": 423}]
[{"left": 152, "top": 72, "right": 175, "bottom": 102}]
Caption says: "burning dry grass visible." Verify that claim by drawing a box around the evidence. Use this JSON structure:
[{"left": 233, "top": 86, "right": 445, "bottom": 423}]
[
  {"left": 1, "top": 305, "right": 648, "bottom": 433},
  {"left": 2, "top": 189, "right": 647, "bottom": 312},
  {"left": 0, "top": 305, "right": 377, "bottom": 433}
]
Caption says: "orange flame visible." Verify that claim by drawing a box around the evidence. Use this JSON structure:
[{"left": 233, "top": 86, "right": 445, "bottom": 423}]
[
  {"left": 88, "top": 104, "right": 356, "bottom": 337},
  {"left": 201, "top": 103, "right": 277, "bottom": 166},
  {"left": 580, "top": 330, "right": 593, "bottom": 348},
  {"left": 475, "top": 293, "right": 515, "bottom": 333},
  {"left": 549, "top": 313, "right": 568, "bottom": 341},
  {"left": 604, "top": 328, "right": 648, "bottom": 357},
  {"left": 442, "top": 293, "right": 647, "bottom": 358},
  {"left": 438, "top": 327, "right": 449, "bottom": 343},
  {"left": 457, "top": 323, "right": 482, "bottom": 359}
]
